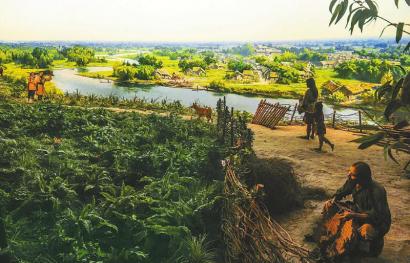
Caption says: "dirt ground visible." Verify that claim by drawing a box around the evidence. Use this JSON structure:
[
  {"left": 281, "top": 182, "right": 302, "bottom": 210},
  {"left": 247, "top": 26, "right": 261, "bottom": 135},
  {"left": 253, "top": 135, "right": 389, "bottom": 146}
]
[{"left": 250, "top": 124, "right": 410, "bottom": 263}]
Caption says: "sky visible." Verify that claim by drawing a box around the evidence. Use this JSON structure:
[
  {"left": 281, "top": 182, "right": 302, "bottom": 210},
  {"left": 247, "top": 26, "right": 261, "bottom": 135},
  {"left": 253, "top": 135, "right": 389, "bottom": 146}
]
[{"left": 0, "top": 0, "right": 409, "bottom": 42}]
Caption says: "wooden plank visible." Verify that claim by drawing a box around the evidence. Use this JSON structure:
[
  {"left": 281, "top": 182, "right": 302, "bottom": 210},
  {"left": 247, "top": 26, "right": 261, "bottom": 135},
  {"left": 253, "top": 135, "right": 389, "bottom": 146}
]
[
  {"left": 252, "top": 99, "right": 264, "bottom": 123},
  {"left": 261, "top": 103, "right": 278, "bottom": 126},
  {"left": 254, "top": 100, "right": 267, "bottom": 124},
  {"left": 259, "top": 102, "right": 272, "bottom": 125},
  {"left": 266, "top": 105, "right": 283, "bottom": 128},
  {"left": 269, "top": 106, "right": 288, "bottom": 128}
]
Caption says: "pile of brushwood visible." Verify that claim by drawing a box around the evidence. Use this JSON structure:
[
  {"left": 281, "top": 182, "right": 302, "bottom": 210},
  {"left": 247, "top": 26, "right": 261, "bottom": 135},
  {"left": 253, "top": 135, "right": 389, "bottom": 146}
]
[
  {"left": 216, "top": 97, "right": 315, "bottom": 263},
  {"left": 0, "top": 101, "right": 226, "bottom": 262}
]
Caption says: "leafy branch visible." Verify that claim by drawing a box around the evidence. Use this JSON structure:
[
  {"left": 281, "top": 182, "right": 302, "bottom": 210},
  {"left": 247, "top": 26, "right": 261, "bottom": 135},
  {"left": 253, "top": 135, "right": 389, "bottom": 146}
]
[{"left": 329, "top": 0, "right": 410, "bottom": 52}]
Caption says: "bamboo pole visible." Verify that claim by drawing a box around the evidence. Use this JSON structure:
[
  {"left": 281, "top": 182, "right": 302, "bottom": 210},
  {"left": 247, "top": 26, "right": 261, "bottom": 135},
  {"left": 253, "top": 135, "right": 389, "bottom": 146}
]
[
  {"left": 255, "top": 101, "right": 268, "bottom": 124},
  {"left": 265, "top": 105, "right": 282, "bottom": 128},
  {"left": 260, "top": 104, "right": 275, "bottom": 126},
  {"left": 269, "top": 106, "right": 288, "bottom": 128},
  {"left": 332, "top": 110, "right": 336, "bottom": 128},
  {"left": 252, "top": 99, "right": 264, "bottom": 124},
  {"left": 359, "top": 111, "right": 363, "bottom": 133},
  {"left": 230, "top": 107, "right": 235, "bottom": 147},
  {"left": 290, "top": 103, "right": 297, "bottom": 125}
]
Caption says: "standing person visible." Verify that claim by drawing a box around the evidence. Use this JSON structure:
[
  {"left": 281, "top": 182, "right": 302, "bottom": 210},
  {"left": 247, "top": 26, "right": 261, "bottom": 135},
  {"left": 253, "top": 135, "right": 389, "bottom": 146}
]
[
  {"left": 314, "top": 102, "right": 334, "bottom": 152},
  {"left": 302, "top": 78, "right": 318, "bottom": 139},
  {"left": 36, "top": 77, "right": 46, "bottom": 101},
  {"left": 27, "top": 72, "right": 36, "bottom": 103}
]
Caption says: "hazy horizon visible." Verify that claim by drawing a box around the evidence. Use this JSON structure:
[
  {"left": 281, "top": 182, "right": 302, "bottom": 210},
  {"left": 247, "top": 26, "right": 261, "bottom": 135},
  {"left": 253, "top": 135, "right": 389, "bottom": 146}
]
[{"left": 1, "top": 0, "right": 409, "bottom": 42}]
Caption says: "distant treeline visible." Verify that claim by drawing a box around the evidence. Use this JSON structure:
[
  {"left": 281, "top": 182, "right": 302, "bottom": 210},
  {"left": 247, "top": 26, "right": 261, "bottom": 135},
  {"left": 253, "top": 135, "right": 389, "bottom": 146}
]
[{"left": 0, "top": 45, "right": 105, "bottom": 68}]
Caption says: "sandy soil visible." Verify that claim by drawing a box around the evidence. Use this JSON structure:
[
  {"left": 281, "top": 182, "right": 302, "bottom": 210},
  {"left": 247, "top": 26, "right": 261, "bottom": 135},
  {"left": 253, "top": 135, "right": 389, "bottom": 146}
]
[{"left": 250, "top": 124, "right": 410, "bottom": 263}]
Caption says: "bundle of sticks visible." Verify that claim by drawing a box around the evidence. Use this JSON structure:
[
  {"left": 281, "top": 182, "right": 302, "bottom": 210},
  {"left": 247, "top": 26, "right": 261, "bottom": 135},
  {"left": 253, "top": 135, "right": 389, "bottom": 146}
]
[{"left": 221, "top": 161, "right": 314, "bottom": 263}]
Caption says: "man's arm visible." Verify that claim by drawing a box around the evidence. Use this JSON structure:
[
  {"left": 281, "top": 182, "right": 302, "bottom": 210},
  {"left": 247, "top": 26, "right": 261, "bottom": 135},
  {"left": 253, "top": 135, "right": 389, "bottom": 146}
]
[{"left": 333, "top": 178, "right": 355, "bottom": 201}]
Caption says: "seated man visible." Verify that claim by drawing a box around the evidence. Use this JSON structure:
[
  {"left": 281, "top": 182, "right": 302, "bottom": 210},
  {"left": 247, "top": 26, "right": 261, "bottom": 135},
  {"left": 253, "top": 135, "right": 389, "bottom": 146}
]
[{"left": 321, "top": 162, "right": 391, "bottom": 259}]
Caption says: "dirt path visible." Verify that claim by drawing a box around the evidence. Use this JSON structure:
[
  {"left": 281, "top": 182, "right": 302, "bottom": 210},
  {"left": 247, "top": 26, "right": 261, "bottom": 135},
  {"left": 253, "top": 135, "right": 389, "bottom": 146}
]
[{"left": 250, "top": 124, "right": 410, "bottom": 263}]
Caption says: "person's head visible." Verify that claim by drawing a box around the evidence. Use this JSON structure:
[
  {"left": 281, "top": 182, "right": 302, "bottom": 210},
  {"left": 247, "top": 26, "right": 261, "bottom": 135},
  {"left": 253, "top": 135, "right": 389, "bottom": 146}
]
[
  {"left": 306, "top": 78, "right": 318, "bottom": 99},
  {"left": 348, "top": 162, "right": 372, "bottom": 186}
]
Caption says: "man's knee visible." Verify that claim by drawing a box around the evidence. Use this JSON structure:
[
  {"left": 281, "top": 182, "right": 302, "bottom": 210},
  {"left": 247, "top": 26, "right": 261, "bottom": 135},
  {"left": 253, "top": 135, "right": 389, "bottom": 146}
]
[{"left": 358, "top": 224, "right": 377, "bottom": 240}]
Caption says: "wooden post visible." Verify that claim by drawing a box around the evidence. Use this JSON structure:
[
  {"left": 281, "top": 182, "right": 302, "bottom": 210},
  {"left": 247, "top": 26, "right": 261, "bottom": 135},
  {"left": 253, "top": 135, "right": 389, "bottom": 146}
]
[
  {"left": 230, "top": 107, "right": 234, "bottom": 146},
  {"left": 222, "top": 106, "right": 227, "bottom": 143},
  {"left": 359, "top": 110, "right": 363, "bottom": 133},
  {"left": 332, "top": 110, "right": 336, "bottom": 128},
  {"left": 290, "top": 103, "right": 297, "bottom": 125}
]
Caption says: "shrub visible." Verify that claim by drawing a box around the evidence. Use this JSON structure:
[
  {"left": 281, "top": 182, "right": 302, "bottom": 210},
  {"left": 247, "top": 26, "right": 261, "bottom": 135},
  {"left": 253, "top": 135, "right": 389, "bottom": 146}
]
[
  {"left": 246, "top": 156, "right": 302, "bottom": 214},
  {"left": 113, "top": 65, "right": 137, "bottom": 81},
  {"left": 135, "top": 65, "right": 155, "bottom": 80},
  {"left": 327, "top": 91, "right": 347, "bottom": 103},
  {"left": 207, "top": 80, "right": 226, "bottom": 91}
]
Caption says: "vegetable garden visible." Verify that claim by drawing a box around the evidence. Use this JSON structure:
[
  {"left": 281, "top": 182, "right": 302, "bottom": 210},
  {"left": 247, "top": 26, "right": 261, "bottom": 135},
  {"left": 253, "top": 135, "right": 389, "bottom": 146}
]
[{"left": 0, "top": 101, "right": 227, "bottom": 262}]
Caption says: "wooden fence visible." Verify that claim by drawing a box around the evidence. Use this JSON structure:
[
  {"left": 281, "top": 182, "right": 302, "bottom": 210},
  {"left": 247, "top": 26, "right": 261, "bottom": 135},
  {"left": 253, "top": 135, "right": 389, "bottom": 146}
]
[{"left": 252, "top": 99, "right": 290, "bottom": 129}]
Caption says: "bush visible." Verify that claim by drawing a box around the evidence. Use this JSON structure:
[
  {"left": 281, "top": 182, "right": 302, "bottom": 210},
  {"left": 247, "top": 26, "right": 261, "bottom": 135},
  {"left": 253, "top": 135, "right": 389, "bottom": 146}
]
[
  {"left": 327, "top": 91, "right": 347, "bottom": 103},
  {"left": 137, "top": 55, "right": 163, "bottom": 69},
  {"left": 135, "top": 65, "right": 155, "bottom": 80},
  {"left": 113, "top": 65, "right": 137, "bottom": 81},
  {"left": 207, "top": 80, "right": 226, "bottom": 91},
  {"left": 246, "top": 156, "right": 302, "bottom": 214}
]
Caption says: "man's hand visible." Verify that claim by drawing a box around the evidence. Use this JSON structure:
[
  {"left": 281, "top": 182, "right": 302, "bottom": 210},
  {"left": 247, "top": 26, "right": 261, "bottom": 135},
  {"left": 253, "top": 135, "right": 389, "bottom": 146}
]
[
  {"left": 322, "top": 198, "right": 335, "bottom": 214},
  {"left": 338, "top": 211, "right": 353, "bottom": 220}
]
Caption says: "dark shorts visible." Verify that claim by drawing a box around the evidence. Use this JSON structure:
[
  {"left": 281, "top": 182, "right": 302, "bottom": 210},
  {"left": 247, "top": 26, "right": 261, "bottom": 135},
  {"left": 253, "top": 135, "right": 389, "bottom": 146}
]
[
  {"left": 303, "top": 112, "right": 314, "bottom": 124},
  {"left": 28, "top": 90, "right": 35, "bottom": 99},
  {"left": 317, "top": 122, "right": 326, "bottom": 135}
]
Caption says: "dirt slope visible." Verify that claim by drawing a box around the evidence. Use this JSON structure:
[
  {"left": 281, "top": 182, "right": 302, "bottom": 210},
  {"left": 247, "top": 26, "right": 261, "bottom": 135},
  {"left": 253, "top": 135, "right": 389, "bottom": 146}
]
[{"left": 250, "top": 124, "right": 410, "bottom": 263}]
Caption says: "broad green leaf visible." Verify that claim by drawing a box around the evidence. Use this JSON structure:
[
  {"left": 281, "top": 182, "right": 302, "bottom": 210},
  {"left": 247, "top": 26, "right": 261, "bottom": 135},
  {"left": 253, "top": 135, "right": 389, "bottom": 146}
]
[
  {"left": 395, "top": 0, "right": 399, "bottom": 7},
  {"left": 351, "top": 131, "right": 384, "bottom": 143},
  {"left": 346, "top": 7, "right": 361, "bottom": 28},
  {"left": 329, "top": 0, "right": 338, "bottom": 13},
  {"left": 365, "top": 0, "right": 377, "bottom": 12},
  {"left": 335, "top": 0, "right": 349, "bottom": 24},
  {"left": 404, "top": 42, "right": 410, "bottom": 53},
  {"left": 353, "top": 132, "right": 385, "bottom": 149},
  {"left": 393, "top": 120, "right": 409, "bottom": 130},
  {"left": 330, "top": 4, "right": 342, "bottom": 25},
  {"left": 391, "top": 78, "right": 404, "bottom": 100},
  {"left": 406, "top": 0, "right": 410, "bottom": 6},
  {"left": 396, "top": 22, "right": 404, "bottom": 43},
  {"left": 350, "top": 10, "right": 363, "bottom": 33}
]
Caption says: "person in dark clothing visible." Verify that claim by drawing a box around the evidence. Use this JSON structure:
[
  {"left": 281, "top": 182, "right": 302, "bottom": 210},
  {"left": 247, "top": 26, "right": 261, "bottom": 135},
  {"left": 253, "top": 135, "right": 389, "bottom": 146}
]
[
  {"left": 0, "top": 66, "right": 3, "bottom": 77},
  {"left": 322, "top": 162, "right": 391, "bottom": 257},
  {"left": 301, "top": 78, "right": 318, "bottom": 140},
  {"left": 314, "top": 102, "right": 334, "bottom": 152}
]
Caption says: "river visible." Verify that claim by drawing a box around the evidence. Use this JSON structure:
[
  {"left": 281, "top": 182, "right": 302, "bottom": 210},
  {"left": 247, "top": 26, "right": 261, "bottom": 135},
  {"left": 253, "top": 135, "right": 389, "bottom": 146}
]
[{"left": 52, "top": 67, "right": 360, "bottom": 120}]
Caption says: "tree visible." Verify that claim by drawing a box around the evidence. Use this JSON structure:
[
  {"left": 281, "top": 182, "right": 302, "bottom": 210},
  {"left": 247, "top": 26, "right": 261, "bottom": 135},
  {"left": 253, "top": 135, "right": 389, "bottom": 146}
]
[
  {"left": 65, "top": 46, "right": 95, "bottom": 67},
  {"left": 178, "top": 59, "right": 206, "bottom": 72},
  {"left": 227, "top": 59, "right": 252, "bottom": 73},
  {"left": 137, "top": 55, "right": 163, "bottom": 69},
  {"left": 32, "top": 48, "right": 53, "bottom": 68},
  {"left": 135, "top": 65, "right": 155, "bottom": 80},
  {"left": 113, "top": 65, "right": 137, "bottom": 81},
  {"left": 202, "top": 52, "right": 217, "bottom": 66}
]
